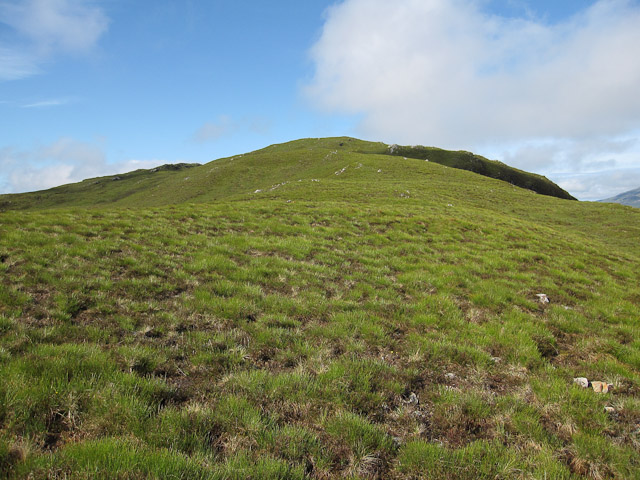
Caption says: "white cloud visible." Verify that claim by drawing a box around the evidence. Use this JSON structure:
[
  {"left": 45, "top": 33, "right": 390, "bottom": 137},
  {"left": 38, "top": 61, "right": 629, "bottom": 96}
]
[
  {"left": 0, "top": 138, "right": 161, "bottom": 194},
  {"left": 192, "top": 115, "right": 272, "bottom": 143},
  {"left": 21, "top": 97, "right": 75, "bottom": 108},
  {"left": 306, "top": 0, "right": 640, "bottom": 198},
  {"left": 0, "top": 46, "right": 39, "bottom": 80},
  {"left": 553, "top": 168, "right": 640, "bottom": 201},
  {"left": 0, "top": 0, "right": 108, "bottom": 80},
  {"left": 193, "top": 115, "right": 234, "bottom": 143}
]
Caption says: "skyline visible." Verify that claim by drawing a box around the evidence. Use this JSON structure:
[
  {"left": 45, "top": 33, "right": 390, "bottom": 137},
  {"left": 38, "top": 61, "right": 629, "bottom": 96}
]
[{"left": 2, "top": 0, "right": 640, "bottom": 200}]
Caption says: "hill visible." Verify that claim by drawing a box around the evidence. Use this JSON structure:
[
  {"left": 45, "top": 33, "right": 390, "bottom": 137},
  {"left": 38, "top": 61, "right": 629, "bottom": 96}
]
[
  {"left": 600, "top": 186, "right": 640, "bottom": 207},
  {"left": 1, "top": 138, "right": 639, "bottom": 479},
  {"left": 0, "top": 137, "right": 574, "bottom": 211}
]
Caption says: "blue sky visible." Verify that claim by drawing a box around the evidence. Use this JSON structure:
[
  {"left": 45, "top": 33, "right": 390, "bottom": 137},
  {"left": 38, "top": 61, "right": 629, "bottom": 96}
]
[{"left": 1, "top": 0, "right": 639, "bottom": 200}]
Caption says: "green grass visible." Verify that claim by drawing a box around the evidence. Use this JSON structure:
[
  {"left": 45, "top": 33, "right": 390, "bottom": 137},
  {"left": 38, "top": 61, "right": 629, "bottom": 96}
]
[
  {"left": 0, "top": 137, "right": 573, "bottom": 211},
  {"left": 0, "top": 138, "right": 639, "bottom": 478}
]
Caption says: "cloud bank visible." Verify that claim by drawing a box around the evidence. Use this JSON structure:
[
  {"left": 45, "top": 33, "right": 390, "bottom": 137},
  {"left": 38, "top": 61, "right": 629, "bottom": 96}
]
[
  {"left": 306, "top": 0, "right": 640, "bottom": 199},
  {"left": 0, "top": 138, "right": 159, "bottom": 194},
  {"left": 0, "top": 0, "right": 108, "bottom": 80}
]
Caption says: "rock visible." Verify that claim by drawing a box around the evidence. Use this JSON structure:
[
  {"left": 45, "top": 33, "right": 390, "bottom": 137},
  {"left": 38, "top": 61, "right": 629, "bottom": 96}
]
[
  {"left": 604, "top": 406, "right": 616, "bottom": 413},
  {"left": 254, "top": 189, "right": 262, "bottom": 193},
  {"left": 535, "top": 293, "right": 549, "bottom": 304},
  {"left": 389, "top": 144, "right": 399, "bottom": 154},
  {"left": 573, "top": 377, "right": 589, "bottom": 388},
  {"left": 445, "top": 372, "right": 456, "bottom": 380},
  {"left": 591, "top": 381, "right": 612, "bottom": 393},
  {"left": 490, "top": 356, "right": 502, "bottom": 363},
  {"left": 403, "top": 392, "right": 419, "bottom": 405},
  {"left": 377, "top": 169, "right": 382, "bottom": 173}
]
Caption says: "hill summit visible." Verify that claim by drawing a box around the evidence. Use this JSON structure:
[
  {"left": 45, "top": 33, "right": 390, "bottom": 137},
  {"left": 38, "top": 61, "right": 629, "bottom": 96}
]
[{"left": 0, "top": 137, "right": 574, "bottom": 211}]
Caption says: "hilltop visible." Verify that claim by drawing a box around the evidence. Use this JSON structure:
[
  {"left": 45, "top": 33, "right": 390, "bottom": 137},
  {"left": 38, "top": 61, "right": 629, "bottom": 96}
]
[
  {"left": 1, "top": 137, "right": 639, "bottom": 479},
  {"left": 0, "top": 137, "right": 574, "bottom": 211},
  {"left": 600, "top": 186, "right": 640, "bottom": 208}
]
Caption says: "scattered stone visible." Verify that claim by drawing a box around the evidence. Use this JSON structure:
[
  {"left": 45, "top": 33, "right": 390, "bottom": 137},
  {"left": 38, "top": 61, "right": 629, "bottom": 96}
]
[
  {"left": 604, "top": 406, "right": 616, "bottom": 414},
  {"left": 591, "top": 381, "right": 612, "bottom": 393},
  {"left": 254, "top": 189, "right": 262, "bottom": 193},
  {"left": 311, "top": 179, "right": 319, "bottom": 182},
  {"left": 377, "top": 169, "right": 382, "bottom": 173},
  {"left": 112, "top": 176, "right": 121, "bottom": 181},
  {"left": 404, "top": 392, "right": 419, "bottom": 405},
  {"left": 392, "top": 436, "right": 403, "bottom": 448},
  {"left": 573, "top": 377, "right": 613, "bottom": 393},
  {"left": 490, "top": 356, "right": 502, "bottom": 363},
  {"left": 573, "top": 377, "right": 589, "bottom": 388},
  {"left": 445, "top": 372, "right": 456, "bottom": 380},
  {"left": 536, "top": 293, "right": 550, "bottom": 304},
  {"left": 389, "top": 144, "right": 399, "bottom": 154},
  {"left": 335, "top": 167, "right": 347, "bottom": 175},
  {"left": 447, "top": 204, "right": 453, "bottom": 207}
]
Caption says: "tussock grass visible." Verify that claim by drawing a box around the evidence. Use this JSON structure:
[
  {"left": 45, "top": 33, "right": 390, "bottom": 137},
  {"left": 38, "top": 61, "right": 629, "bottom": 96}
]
[{"left": 1, "top": 139, "right": 639, "bottom": 478}]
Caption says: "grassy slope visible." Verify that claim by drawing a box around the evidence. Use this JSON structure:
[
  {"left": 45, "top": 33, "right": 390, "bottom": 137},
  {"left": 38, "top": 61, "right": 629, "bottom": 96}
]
[
  {"left": 0, "top": 137, "right": 573, "bottom": 211},
  {"left": 1, "top": 139, "right": 639, "bottom": 478}
]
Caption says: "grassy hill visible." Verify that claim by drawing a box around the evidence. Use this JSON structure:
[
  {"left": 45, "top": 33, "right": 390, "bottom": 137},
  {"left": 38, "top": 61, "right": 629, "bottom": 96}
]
[
  {"left": 1, "top": 138, "right": 639, "bottom": 479},
  {"left": 0, "top": 137, "right": 574, "bottom": 211},
  {"left": 600, "top": 186, "right": 640, "bottom": 208}
]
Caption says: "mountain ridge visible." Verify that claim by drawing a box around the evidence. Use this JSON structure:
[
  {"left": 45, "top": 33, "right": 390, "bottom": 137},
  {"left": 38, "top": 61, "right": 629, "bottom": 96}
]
[
  {"left": 600, "top": 186, "right": 640, "bottom": 207},
  {"left": 0, "top": 137, "right": 574, "bottom": 211}
]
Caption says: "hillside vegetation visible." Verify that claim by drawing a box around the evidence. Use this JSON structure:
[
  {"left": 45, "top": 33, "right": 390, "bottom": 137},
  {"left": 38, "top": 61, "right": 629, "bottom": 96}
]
[
  {"left": 0, "top": 137, "right": 573, "bottom": 211},
  {"left": 1, "top": 138, "right": 639, "bottom": 479}
]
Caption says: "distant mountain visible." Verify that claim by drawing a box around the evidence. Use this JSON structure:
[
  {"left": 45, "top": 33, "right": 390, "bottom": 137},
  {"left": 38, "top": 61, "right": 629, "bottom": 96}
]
[{"left": 600, "top": 187, "right": 640, "bottom": 207}]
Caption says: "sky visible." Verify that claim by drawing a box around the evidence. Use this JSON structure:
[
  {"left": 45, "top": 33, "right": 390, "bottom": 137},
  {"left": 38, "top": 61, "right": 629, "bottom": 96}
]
[{"left": 1, "top": 0, "right": 639, "bottom": 200}]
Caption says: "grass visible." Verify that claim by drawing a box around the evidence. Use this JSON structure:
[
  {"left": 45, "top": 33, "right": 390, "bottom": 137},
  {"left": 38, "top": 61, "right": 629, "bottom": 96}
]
[
  {"left": 0, "top": 137, "right": 573, "bottom": 211},
  {"left": 0, "top": 138, "right": 639, "bottom": 478}
]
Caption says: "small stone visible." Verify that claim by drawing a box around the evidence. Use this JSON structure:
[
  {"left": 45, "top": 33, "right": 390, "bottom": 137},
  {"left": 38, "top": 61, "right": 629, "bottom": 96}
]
[
  {"left": 445, "top": 373, "right": 456, "bottom": 380},
  {"left": 573, "top": 377, "right": 589, "bottom": 388},
  {"left": 591, "top": 381, "right": 612, "bottom": 393},
  {"left": 604, "top": 406, "right": 615, "bottom": 413},
  {"left": 490, "top": 356, "right": 502, "bottom": 363},
  {"left": 536, "top": 293, "right": 549, "bottom": 304},
  {"left": 377, "top": 169, "right": 382, "bottom": 173},
  {"left": 408, "top": 392, "right": 419, "bottom": 405}
]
